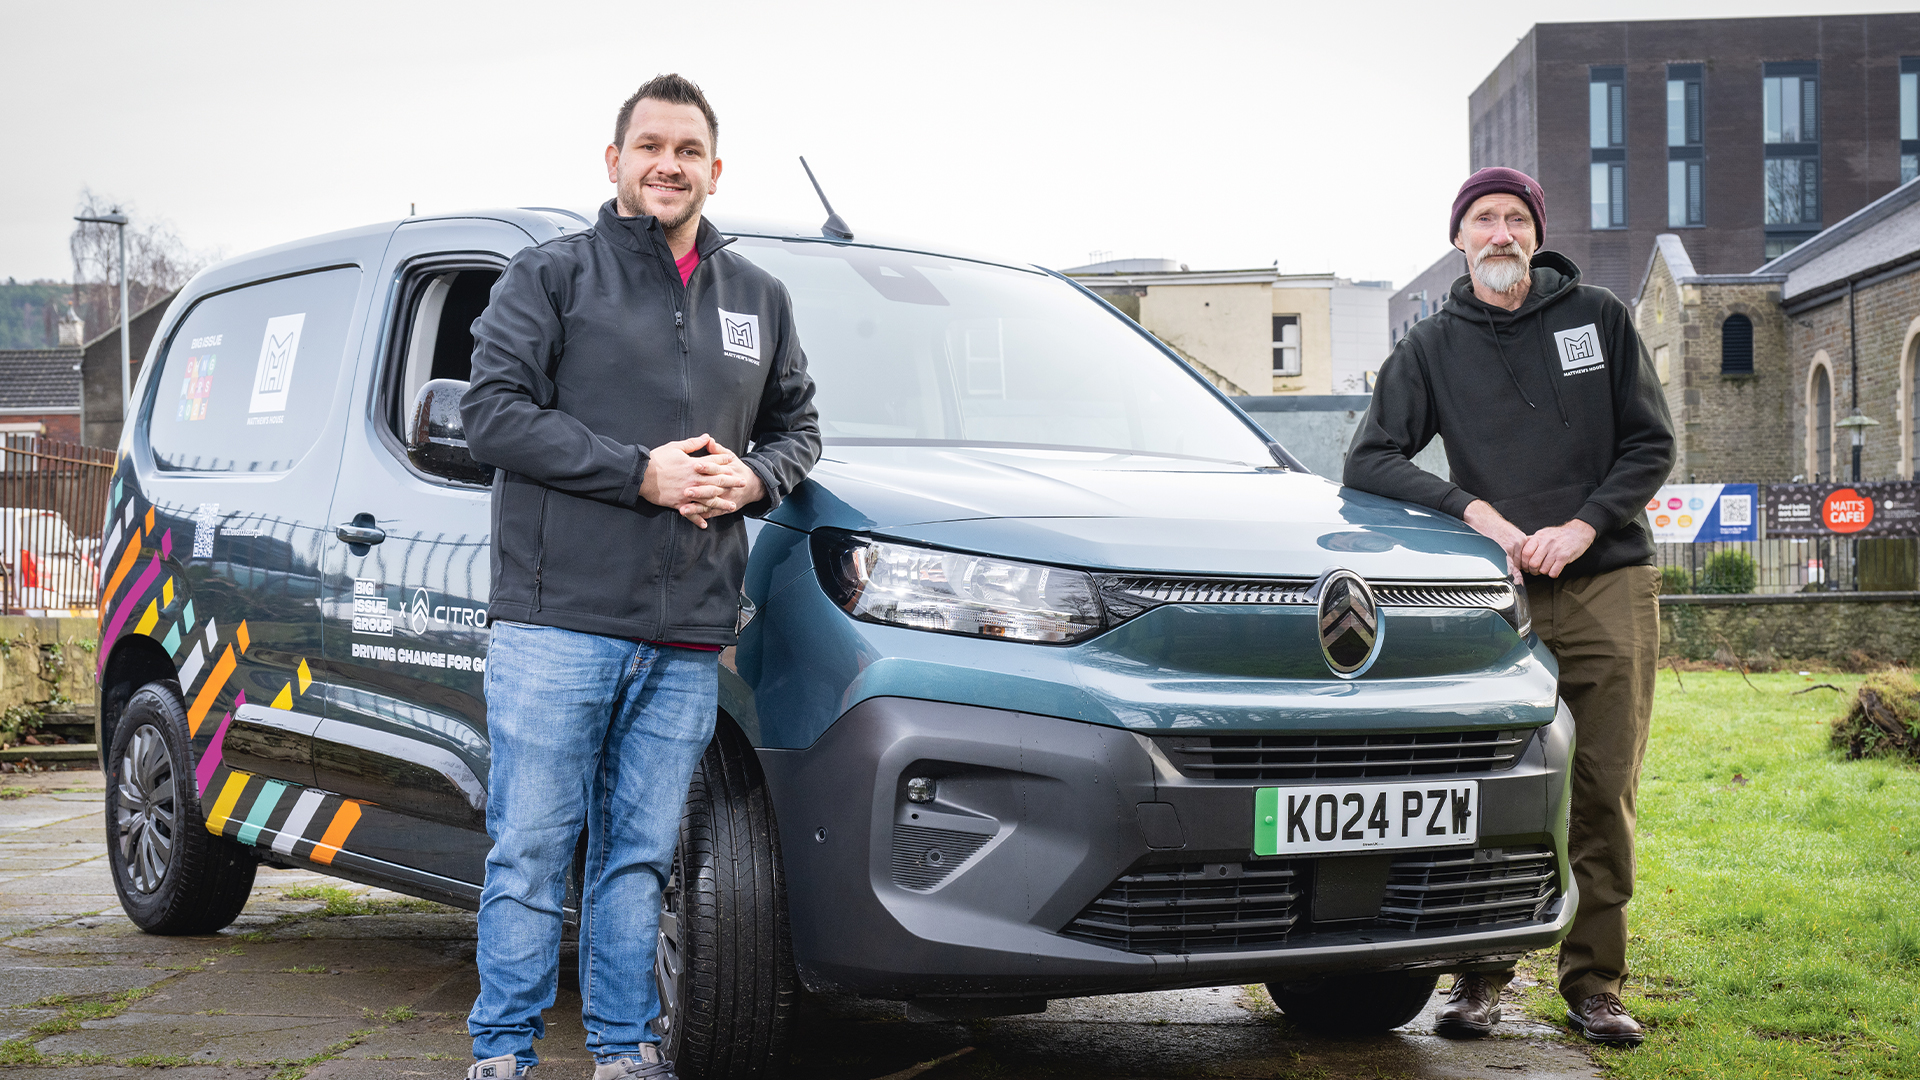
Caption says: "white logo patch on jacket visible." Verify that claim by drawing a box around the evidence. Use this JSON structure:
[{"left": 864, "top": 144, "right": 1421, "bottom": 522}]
[
  {"left": 718, "top": 309, "right": 762, "bottom": 365},
  {"left": 1553, "top": 324, "right": 1605, "bottom": 376}
]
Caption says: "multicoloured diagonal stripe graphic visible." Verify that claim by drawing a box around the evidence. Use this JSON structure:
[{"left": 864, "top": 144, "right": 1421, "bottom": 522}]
[{"left": 204, "top": 768, "right": 364, "bottom": 866}]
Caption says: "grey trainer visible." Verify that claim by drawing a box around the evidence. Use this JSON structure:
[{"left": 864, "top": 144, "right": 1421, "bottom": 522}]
[
  {"left": 592, "top": 1045, "right": 676, "bottom": 1080},
  {"left": 466, "top": 1054, "right": 526, "bottom": 1080}
]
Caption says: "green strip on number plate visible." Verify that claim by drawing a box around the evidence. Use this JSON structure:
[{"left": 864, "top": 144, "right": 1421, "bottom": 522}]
[{"left": 1253, "top": 787, "right": 1281, "bottom": 856}]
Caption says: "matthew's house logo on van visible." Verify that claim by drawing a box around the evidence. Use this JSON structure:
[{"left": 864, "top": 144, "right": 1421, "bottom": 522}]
[
  {"left": 1553, "top": 323, "right": 1605, "bottom": 376},
  {"left": 248, "top": 312, "right": 306, "bottom": 419},
  {"left": 718, "top": 309, "right": 761, "bottom": 365}
]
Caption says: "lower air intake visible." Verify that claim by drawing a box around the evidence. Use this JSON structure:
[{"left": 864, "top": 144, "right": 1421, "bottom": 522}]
[{"left": 1060, "top": 861, "right": 1300, "bottom": 954}]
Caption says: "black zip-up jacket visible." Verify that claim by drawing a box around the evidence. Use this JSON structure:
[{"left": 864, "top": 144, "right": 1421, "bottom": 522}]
[
  {"left": 1344, "top": 252, "right": 1673, "bottom": 580},
  {"left": 463, "top": 202, "right": 820, "bottom": 644}
]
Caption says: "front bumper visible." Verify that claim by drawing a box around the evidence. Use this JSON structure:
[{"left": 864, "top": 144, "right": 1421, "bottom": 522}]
[{"left": 758, "top": 696, "right": 1575, "bottom": 1002}]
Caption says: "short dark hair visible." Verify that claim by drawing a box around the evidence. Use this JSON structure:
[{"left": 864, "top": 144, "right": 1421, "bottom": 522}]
[{"left": 614, "top": 74, "right": 718, "bottom": 152}]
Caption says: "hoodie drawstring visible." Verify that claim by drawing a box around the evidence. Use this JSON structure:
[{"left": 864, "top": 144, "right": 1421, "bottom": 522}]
[
  {"left": 1531, "top": 315, "right": 1573, "bottom": 428},
  {"left": 1478, "top": 306, "right": 1538, "bottom": 412},
  {"left": 1473, "top": 294, "right": 1573, "bottom": 429}
]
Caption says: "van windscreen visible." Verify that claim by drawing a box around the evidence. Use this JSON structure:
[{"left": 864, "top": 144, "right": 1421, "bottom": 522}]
[{"left": 728, "top": 239, "right": 1273, "bottom": 466}]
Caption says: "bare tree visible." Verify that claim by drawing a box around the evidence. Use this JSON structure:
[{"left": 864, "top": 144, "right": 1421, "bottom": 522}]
[{"left": 68, "top": 188, "right": 215, "bottom": 339}]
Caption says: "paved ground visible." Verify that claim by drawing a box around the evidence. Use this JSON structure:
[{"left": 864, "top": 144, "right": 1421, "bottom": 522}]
[{"left": 0, "top": 770, "right": 1604, "bottom": 1079}]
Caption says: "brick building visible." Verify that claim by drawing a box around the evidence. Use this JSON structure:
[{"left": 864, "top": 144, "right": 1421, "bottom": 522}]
[
  {"left": 1469, "top": 13, "right": 1920, "bottom": 299},
  {"left": 0, "top": 349, "right": 84, "bottom": 441},
  {"left": 81, "top": 291, "right": 176, "bottom": 450},
  {"left": 1632, "top": 173, "right": 1920, "bottom": 484}
]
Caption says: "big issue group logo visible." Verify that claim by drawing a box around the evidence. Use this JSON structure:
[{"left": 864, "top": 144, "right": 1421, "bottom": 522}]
[{"left": 1822, "top": 488, "right": 1875, "bottom": 533}]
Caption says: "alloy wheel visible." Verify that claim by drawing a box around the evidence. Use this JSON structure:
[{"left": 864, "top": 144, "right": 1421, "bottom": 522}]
[
  {"left": 652, "top": 852, "right": 685, "bottom": 1053},
  {"left": 114, "top": 723, "right": 176, "bottom": 894}
]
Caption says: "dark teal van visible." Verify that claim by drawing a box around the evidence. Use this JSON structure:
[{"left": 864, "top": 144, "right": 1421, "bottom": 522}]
[{"left": 97, "top": 209, "right": 1572, "bottom": 1078}]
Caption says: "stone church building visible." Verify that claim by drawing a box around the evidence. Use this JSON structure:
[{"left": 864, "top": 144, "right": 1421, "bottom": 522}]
[{"left": 1635, "top": 177, "right": 1920, "bottom": 484}]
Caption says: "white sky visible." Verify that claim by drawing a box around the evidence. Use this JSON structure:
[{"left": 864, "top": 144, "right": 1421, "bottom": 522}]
[{"left": 2, "top": 0, "right": 1910, "bottom": 289}]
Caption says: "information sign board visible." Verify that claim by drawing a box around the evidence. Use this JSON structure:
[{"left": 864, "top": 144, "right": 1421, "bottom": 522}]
[{"left": 1648, "top": 484, "right": 1759, "bottom": 543}]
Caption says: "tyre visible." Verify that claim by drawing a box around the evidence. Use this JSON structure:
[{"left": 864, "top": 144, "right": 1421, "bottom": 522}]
[
  {"left": 105, "top": 681, "right": 257, "bottom": 934},
  {"left": 654, "top": 722, "right": 797, "bottom": 1079},
  {"left": 1268, "top": 971, "right": 1439, "bottom": 1036}
]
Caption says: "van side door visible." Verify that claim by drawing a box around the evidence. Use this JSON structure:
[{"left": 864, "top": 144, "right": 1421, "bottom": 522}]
[{"left": 315, "top": 216, "right": 539, "bottom": 893}]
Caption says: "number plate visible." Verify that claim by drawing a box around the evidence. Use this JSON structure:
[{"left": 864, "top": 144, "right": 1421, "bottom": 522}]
[{"left": 1253, "top": 781, "right": 1480, "bottom": 856}]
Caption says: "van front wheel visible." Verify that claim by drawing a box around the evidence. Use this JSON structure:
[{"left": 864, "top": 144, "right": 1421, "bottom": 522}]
[
  {"left": 653, "top": 723, "right": 796, "bottom": 1079},
  {"left": 104, "top": 682, "right": 256, "bottom": 934}
]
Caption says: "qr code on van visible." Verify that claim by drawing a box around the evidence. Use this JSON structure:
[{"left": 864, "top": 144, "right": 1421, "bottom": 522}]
[{"left": 1719, "top": 494, "right": 1752, "bottom": 527}]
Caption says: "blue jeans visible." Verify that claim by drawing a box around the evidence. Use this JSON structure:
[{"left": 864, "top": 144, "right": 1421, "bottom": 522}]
[{"left": 468, "top": 621, "right": 718, "bottom": 1069}]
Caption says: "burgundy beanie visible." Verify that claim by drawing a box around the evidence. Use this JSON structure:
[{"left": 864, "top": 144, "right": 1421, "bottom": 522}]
[{"left": 1450, "top": 167, "right": 1546, "bottom": 244}]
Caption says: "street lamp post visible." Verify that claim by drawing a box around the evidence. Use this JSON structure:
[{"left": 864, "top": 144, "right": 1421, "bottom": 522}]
[
  {"left": 73, "top": 211, "right": 131, "bottom": 421},
  {"left": 1835, "top": 409, "right": 1879, "bottom": 483}
]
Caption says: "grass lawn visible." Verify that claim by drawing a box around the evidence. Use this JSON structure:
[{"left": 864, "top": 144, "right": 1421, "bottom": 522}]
[{"left": 1519, "top": 670, "right": 1920, "bottom": 1078}]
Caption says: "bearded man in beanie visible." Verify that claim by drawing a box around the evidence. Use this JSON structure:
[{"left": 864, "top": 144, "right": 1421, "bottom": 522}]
[{"left": 1345, "top": 167, "right": 1673, "bottom": 1047}]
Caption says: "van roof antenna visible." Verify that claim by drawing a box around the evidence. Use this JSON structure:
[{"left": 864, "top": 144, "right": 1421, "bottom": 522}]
[{"left": 800, "top": 157, "right": 854, "bottom": 241}]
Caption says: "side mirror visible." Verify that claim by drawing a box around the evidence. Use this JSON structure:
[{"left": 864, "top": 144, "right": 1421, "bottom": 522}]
[{"left": 407, "top": 379, "right": 495, "bottom": 485}]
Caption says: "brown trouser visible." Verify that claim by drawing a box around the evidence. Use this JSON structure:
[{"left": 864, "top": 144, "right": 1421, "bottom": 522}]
[{"left": 1481, "top": 564, "right": 1660, "bottom": 1004}]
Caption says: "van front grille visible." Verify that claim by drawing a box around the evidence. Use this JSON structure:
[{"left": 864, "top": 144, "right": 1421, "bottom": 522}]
[
  {"left": 1156, "top": 730, "right": 1531, "bottom": 781},
  {"left": 1062, "top": 847, "right": 1559, "bottom": 955}
]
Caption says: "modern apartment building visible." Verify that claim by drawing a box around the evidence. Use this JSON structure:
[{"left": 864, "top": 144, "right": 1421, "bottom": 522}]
[{"left": 1468, "top": 13, "right": 1920, "bottom": 298}]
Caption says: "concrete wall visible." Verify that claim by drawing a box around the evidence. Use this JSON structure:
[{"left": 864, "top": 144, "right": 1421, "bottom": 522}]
[
  {"left": 1661, "top": 592, "right": 1920, "bottom": 665},
  {"left": 1236, "top": 395, "right": 1450, "bottom": 482},
  {"left": 1329, "top": 281, "right": 1393, "bottom": 394},
  {"left": 1469, "top": 28, "right": 1539, "bottom": 183}
]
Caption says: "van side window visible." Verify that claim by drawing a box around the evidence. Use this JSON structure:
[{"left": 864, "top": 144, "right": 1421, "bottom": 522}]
[
  {"left": 148, "top": 268, "right": 360, "bottom": 473},
  {"left": 387, "top": 267, "right": 499, "bottom": 439}
]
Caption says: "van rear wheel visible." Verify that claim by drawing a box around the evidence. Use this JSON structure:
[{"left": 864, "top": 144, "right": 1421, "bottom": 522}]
[
  {"left": 104, "top": 681, "right": 257, "bottom": 934},
  {"left": 1268, "top": 972, "right": 1439, "bottom": 1036},
  {"left": 654, "top": 723, "right": 796, "bottom": 1079}
]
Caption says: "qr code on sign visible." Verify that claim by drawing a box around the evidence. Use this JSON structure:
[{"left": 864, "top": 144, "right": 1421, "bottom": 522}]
[{"left": 1720, "top": 494, "right": 1752, "bottom": 527}]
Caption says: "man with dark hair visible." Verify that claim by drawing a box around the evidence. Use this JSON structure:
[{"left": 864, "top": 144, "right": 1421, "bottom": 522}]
[
  {"left": 1345, "top": 167, "right": 1672, "bottom": 1047},
  {"left": 460, "top": 74, "right": 819, "bottom": 1080}
]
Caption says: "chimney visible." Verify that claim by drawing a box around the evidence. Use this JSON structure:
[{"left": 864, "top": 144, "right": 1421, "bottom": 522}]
[{"left": 57, "top": 305, "right": 84, "bottom": 348}]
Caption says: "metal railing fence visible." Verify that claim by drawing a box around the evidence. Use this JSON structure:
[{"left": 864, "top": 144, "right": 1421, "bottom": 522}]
[
  {"left": 0, "top": 435, "right": 116, "bottom": 615},
  {"left": 1653, "top": 537, "right": 1919, "bottom": 595}
]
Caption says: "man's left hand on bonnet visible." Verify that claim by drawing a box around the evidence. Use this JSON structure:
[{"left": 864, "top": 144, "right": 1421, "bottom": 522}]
[{"left": 1520, "top": 519, "right": 1597, "bottom": 579}]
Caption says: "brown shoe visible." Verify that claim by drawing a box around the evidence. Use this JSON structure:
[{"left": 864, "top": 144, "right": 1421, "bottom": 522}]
[
  {"left": 1433, "top": 973, "right": 1503, "bottom": 1038},
  {"left": 1567, "top": 992, "right": 1645, "bottom": 1046}
]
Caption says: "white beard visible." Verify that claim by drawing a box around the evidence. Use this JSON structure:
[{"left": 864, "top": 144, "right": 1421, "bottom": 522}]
[{"left": 1473, "top": 245, "right": 1531, "bottom": 293}]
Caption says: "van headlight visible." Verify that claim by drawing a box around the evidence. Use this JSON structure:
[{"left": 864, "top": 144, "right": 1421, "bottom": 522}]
[
  {"left": 1496, "top": 579, "right": 1532, "bottom": 638},
  {"left": 813, "top": 533, "right": 1105, "bottom": 644}
]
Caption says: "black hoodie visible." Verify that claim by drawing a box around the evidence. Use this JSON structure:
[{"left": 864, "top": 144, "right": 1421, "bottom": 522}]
[{"left": 1344, "top": 252, "right": 1674, "bottom": 580}]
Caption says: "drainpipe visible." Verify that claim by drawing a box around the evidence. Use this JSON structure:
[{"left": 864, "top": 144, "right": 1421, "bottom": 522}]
[{"left": 1849, "top": 278, "right": 1858, "bottom": 412}]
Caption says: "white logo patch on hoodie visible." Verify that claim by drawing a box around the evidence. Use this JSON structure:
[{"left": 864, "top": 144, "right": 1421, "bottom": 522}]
[
  {"left": 1553, "top": 324, "right": 1605, "bottom": 375},
  {"left": 718, "top": 309, "right": 762, "bottom": 365}
]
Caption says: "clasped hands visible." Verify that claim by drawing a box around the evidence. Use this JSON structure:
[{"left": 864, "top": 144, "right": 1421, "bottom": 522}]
[
  {"left": 1462, "top": 499, "right": 1595, "bottom": 582},
  {"left": 639, "top": 434, "right": 765, "bottom": 529}
]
